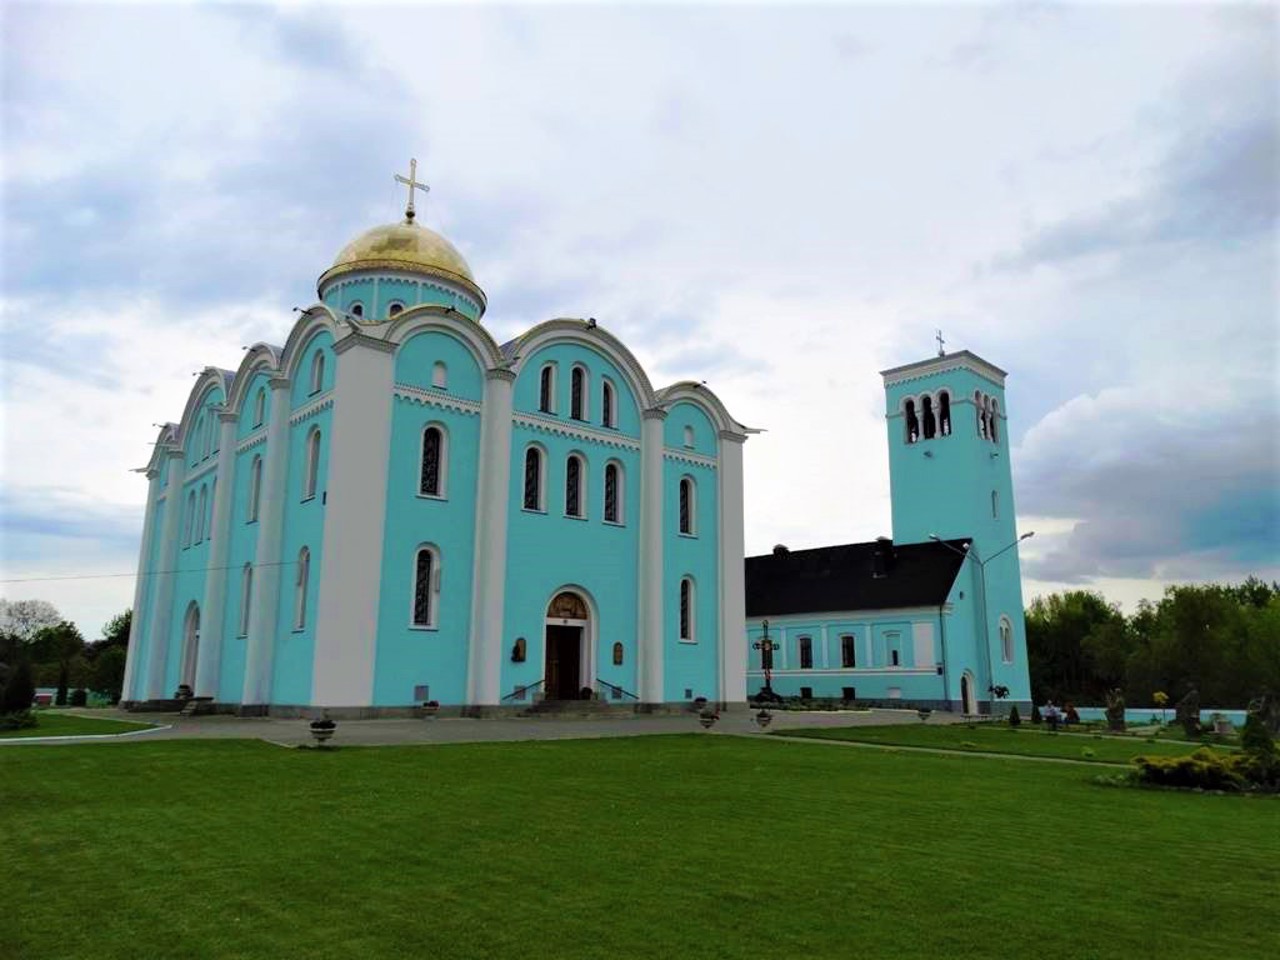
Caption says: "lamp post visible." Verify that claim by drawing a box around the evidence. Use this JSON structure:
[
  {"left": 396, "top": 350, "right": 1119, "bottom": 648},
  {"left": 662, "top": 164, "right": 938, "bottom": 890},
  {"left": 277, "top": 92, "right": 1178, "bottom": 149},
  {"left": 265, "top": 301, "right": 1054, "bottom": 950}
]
[
  {"left": 929, "top": 532, "right": 1034, "bottom": 714},
  {"left": 753, "top": 618, "right": 780, "bottom": 701}
]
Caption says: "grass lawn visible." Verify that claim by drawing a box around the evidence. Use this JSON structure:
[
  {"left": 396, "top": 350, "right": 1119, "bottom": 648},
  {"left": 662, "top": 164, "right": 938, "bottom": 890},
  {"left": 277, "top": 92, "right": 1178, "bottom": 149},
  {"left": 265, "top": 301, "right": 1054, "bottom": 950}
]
[
  {"left": 2, "top": 736, "right": 1275, "bottom": 960},
  {"left": 0, "top": 712, "right": 156, "bottom": 739}
]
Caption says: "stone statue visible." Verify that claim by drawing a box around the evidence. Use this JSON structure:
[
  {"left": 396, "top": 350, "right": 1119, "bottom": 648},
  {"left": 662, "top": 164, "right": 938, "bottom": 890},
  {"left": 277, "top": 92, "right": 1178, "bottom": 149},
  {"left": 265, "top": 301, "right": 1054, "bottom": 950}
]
[
  {"left": 1248, "top": 693, "right": 1280, "bottom": 736},
  {"left": 1176, "top": 687, "right": 1201, "bottom": 738},
  {"left": 1104, "top": 687, "right": 1126, "bottom": 732}
]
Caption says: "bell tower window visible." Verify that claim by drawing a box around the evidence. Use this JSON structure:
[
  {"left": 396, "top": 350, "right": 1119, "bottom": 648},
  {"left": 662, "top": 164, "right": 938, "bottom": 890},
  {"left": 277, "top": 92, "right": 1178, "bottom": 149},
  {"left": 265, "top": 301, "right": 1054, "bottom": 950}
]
[
  {"left": 939, "top": 391, "right": 951, "bottom": 436},
  {"left": 922, "top": 395, "right": 936, "bottom": 440},
  {"left": 905, "top": 399, "right": 919, "bottom": 444}
]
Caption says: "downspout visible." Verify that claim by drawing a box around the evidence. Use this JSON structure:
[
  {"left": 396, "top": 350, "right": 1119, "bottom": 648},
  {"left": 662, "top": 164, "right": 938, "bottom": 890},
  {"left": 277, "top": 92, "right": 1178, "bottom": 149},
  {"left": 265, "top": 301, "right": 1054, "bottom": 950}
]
[{"left": 938, "top": 603, "right": 950, "bottom": 712}]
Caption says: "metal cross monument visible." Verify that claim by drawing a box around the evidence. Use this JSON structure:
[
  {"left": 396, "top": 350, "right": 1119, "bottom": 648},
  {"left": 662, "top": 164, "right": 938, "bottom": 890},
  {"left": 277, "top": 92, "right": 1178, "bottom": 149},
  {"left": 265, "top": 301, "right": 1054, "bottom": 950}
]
[
  {"left": 395, "top": 158, "right": 430, "bottom": 222},
  {"left": 752, "top": 619, "right": 780, "bottom": 695}
]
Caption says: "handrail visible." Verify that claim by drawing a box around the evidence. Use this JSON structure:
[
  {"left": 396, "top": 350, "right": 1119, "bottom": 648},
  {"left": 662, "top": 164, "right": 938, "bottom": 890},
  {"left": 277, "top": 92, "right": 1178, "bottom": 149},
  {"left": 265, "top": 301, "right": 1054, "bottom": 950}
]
[
  {"left": 501, "top": 678, "right": 545, "bottom": 702},
  {"left": 594, "top": 678, "right": 640, "bottom": 702}
]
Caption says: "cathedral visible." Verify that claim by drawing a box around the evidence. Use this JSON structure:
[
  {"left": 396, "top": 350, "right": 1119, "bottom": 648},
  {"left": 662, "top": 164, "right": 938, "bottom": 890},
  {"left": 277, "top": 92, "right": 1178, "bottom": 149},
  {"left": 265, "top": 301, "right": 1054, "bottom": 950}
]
[{"left": 121, "top": 163, "right": 1031, "bottom": 716}]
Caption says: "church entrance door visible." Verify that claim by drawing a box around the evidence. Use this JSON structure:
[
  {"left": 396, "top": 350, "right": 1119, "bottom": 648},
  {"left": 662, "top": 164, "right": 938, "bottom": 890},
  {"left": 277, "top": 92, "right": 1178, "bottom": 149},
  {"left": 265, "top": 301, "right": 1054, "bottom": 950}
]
[
  {"left": 180, "top": 602, "right": 200, "bottom": 691},
  {"left": 961, "top": 671, "right": 976, "bottom": 715},
  {"left": 545, "top": 625, "right": 582, "bottom": 700},
  {"left": 544, "top": 590, "right": 591, "bottom": 700}
]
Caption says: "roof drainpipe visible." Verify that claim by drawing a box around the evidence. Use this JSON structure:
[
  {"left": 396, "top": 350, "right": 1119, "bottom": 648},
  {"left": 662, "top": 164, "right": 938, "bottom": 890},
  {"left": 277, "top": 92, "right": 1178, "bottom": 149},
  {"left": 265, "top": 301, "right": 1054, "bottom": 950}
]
[{"left": 938, "top": 603, "right": 950, "bottom": 712}]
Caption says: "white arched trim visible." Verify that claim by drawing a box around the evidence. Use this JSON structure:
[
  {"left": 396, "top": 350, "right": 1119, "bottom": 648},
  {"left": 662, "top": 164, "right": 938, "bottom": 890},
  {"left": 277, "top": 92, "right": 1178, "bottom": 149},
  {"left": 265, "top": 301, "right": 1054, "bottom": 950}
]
[
  {"left": 541, "top": 583, "right": 601, "bottom": 693},
  {"left": 294, "top": 547, "right": 311, "bottom": 630},
  {"left": 654, "top": 381, "right": 751, "bottom": 440},
  {"left": 303, "top": 427, "right": 322, "bottom": 500},
  {"left": 509, "top": 320, "right": 659, "bottom": 413},
  {"left": 224, "top": 344, "right": 283, "bottom": 419},
  {"left": 999, "top": 614, "right": 1014, "bottom": 664},
  {"left": 175, "top": 369, "right": 230, "bottom": 456},
  {"left": 279, "top": 307, "right": 343, "bottom": 384},
  {"left": 382, "top": 308, "right": 505, "bottom": 369}
]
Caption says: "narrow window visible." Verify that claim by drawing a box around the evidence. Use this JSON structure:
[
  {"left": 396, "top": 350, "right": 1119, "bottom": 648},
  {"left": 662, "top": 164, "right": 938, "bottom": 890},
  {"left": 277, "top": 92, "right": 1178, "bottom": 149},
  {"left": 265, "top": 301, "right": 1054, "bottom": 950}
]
[
  {"left": 523, "top": 447, "right": 543, "bottom": 511},
  {"left": 679, "top": 578, "right": 694, "bottom": 641},
  {"left": 612, "top": 642, "right": 624, "bottom": 666},
  {"left": 247, "top": 455, "right": 262, "bottom": 522},
  {"left": 799, "top": 636, "right": 814, "bottom": 669},
  {"left": 420, "top": 426, "right": 443, "bottom": 497},
  {"left": 432, "top": 361, "right": 447, "bottom": 389},
  {"left": 304, "top": 428, "right": 321, "bottom": 500},
  {"left": 207, "top": 479, "right": 215, "bottom": 542},
  {"left": 253, "top": 388, "right": 265, "bottom": 428},
  {"left": 905, "top": 399, "right": 919, "bottom": 444},
  {"left": 990, "top": 399, "right": 1000, "bottom": 443},
  {"left": 601, "top": 380, "right": 615, "bottom": 428},
  {"left": 679, "top": 476, "right": 695, "bottom": 535},
  {"left": 683, "top": 425, "right": 695, "bottom": 449},
  {"left": 604, "top": 462, "right": 620, "bottom": 523},
  {"left": 992, "top": 489, "right": 998, "bottom": 519},
  {"left": 922, "top": 395, "right": 936, "bottom": 439},
  {"left": 192, "top": 418, "right": 203, "bottom": 465},
  {"left": 412, "top": 547, "right": 435, "bottom": 627},
  {"left": 841, "top": 634, "right": 856, "bottom": 668},
  {"left": 185, "top": 491, "right": 196, "bottom": 546},
  {"left": 539, "top": 364, "right": 555, "bottom": 413},
  {"left": 295, "top": 547, "right": 310, "bottom": 629},
  {"left": 239, "top": 563, "right": 254, "bottom": 636},
  {"left": 388, "top": 302, "right": 404, "bottom": 318},
  {"left": 1000, "top": 616, "right": 1014, "bottom": 664},
  {"left": 350, "top": 303, "right": 364, "bottom": 318},
  {"left": 891, "top": 649, "right": 900, "bottom": 667},
  {"left": 310, "top": 352, "right": 325, "bottom": 396},
  {"left": 565, "top": 454, "right": 583, "bottom": 518},
  {"left": 939, "top": 391, "right": 951, "bottom": 436},
  {"left": 196, "top": 485, "right": 208, "bottom": 543},
  {"left": 570, "top": 366, "right": 586, "bottom": 420},
  {"left": 976, "top": 391, "right": 986, "bottom": 438},
  {"left": 800, "top": 686, "right": 814, "bottom": 700}
]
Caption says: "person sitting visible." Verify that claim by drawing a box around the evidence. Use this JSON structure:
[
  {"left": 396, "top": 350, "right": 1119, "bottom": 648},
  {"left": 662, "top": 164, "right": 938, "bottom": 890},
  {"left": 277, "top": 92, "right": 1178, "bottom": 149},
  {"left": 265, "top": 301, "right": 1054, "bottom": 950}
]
[
  {"left": 1063, "top": 702, "right": 1080, "bottom": 725},
  {"left": 1044, "top": 701, "right": 1061, "bottom": 731}
]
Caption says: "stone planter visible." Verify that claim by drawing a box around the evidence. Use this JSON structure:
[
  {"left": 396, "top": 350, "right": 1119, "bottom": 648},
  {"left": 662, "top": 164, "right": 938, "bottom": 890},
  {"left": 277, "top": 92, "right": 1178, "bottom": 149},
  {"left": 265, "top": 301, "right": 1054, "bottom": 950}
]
[
  {"left": 917, "top": 708, "right": 933, "bottom": 722},
  {"left": 698, "top": 712, "right": 719, "bottom": 729},
  {"left": 310, "top": 726, "right": 335, "bottom": 746},
  {"left": 421, "top": 703, "right": 440, "bottom": 719},
  {"left": 754, "top": 710, "right": 773, "bottom": 729}
]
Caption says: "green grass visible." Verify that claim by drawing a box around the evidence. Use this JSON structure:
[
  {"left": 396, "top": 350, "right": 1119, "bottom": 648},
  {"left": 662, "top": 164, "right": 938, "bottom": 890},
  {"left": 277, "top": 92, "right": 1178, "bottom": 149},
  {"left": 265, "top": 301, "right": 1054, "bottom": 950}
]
[
  {"left": 0, "top": 711, "right": 156, "bottom": 739},
  {"left": 779, "top": 722, "right": 1237, "bottom": 764},
  {"left": 2, "top": 736, "right": 1275, "bottom": 959}
]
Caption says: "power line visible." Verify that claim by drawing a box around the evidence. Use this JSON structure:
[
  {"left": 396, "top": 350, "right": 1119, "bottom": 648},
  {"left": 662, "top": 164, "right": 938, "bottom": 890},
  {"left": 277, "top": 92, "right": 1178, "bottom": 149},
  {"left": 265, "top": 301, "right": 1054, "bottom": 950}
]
[{"left": 1, "top": 559, "right": 297, "bottom": 586}]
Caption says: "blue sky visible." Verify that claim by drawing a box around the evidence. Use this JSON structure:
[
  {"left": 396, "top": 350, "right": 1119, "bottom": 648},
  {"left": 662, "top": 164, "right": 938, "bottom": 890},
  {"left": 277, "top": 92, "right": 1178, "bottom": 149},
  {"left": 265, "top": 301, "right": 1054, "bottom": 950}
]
[{"left": 2, "top": 1, "right": 1276, "bottom": 638}]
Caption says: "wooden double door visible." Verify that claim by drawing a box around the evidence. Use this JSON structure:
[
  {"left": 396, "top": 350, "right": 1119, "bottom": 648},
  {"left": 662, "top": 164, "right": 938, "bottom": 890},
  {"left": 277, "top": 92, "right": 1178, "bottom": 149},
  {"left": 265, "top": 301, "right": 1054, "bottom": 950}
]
[{"left": 545, "top": 625, "right": 583, "bottom": 700}]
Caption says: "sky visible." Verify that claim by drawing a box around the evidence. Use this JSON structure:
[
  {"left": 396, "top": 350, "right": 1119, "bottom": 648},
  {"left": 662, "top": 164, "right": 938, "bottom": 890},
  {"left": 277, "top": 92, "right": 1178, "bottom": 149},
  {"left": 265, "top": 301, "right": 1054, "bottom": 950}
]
[{"left": 2, "top": 0, "right": 1277, "bottom": 640}]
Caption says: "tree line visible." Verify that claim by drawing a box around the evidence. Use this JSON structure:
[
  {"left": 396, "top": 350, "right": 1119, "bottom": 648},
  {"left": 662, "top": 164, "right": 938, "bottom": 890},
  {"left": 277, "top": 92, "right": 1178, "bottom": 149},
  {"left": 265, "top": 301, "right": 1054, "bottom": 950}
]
[
  {"left": 0, "top": 599, "right": 130, "bottom": 706},
  {"left": 1026, "top": 578, "right": 1280, "bottom": 708}
]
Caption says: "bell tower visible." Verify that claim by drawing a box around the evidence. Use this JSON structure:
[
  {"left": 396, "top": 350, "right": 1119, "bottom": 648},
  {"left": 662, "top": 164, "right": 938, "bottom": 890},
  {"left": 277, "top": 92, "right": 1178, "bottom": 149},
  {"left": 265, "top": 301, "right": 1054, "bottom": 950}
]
[{"left": 880, "top": 345, "right": 1030, "bottom": 707}]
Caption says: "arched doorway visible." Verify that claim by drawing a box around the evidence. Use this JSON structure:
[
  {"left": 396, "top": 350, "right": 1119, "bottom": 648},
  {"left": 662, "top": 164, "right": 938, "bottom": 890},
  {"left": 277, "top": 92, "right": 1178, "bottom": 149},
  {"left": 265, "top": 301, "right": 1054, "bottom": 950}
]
[
  {"left": 180, "top": 601, "right": 201, "bottom": 690},
  {"left": 545, "top": 590, "right": 591, "bottom": 700},
  {"left": 960, "top": 670, "right": 976, "bottom": 715}
]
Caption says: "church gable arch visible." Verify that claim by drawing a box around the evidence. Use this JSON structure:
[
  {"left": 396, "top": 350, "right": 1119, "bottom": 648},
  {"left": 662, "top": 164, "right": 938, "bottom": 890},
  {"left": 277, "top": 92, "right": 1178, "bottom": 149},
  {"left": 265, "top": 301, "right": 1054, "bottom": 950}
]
[
  {"left": 662, "top": 400, "right": 717, "bottom": 457},
  {"left": 393, "top": 327, "right": 484, "bottom": 401},
  {"left": 654, "top": 382, "right": 747, "bottom": 442},
  {"left": 288, "top": 329, "right": 336, "bottom": 409},
  {"left": 176, "top": 370, "right": 228, "bottom": 458},
  {"left": 509, "top": 320, "right": 655, "bottom": 423}
]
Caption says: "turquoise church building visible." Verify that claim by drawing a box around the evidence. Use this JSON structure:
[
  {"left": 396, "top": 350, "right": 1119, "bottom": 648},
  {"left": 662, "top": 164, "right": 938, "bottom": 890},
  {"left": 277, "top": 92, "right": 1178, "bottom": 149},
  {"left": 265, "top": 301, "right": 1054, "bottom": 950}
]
[
  {"left": 744, "top": 350, "right": 1033, "bottom": 714},
  {"left": 120, "top": 170, "right": 753, "bottom": 715}
]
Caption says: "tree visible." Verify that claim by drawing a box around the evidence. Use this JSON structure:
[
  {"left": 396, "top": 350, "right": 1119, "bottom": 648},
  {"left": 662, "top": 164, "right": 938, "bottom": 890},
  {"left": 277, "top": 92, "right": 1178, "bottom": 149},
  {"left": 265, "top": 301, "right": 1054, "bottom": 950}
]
[
  {"left": 32, "top": 621, "right": 85, "bottom": 706},
  {"left": 90, "top": 647, "right": 128, "bottom": 704},
  {"left": 99, "top": 609, "right": 132, "bottom": 650},
  {"left": 0, "top": 599, "right": 62, "bottom": 662},
  {"left": 1, "top": 658, "right": 35, "bottom": 714}
]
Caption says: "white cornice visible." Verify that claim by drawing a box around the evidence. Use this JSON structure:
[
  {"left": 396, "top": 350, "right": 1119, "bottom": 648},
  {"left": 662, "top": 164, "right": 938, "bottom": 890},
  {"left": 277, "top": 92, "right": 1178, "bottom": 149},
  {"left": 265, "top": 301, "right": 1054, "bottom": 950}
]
[
  {"left": 394, "top": 383, "right": 483, "bottom": 417},
  {"left": 513, "top": 412, "right": 641, "bottom": 451},
  {"left": 880, "top": 350, "right": 1007, "bottom": 388},
  {"left": 663, "top": 447, "right": 718, "bottom": 469},
  {"left": 236, "top": 432, "right": 268, "bottom": 455},
  {"left": 746, "top": 667, "right": 937, "bottom": 677},
  {"left": 289, "top": 394, "right": 334, "bottom": 427},
  {"left": 747, "top": 604, "right": 955, "bottom": 624}
]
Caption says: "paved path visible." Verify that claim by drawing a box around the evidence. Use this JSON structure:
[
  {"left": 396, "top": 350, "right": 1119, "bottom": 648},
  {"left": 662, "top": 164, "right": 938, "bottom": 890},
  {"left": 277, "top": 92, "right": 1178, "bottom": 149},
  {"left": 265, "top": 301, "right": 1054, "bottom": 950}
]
[{"left": 1, "top": 707, "right": 972, "bottom": 748}]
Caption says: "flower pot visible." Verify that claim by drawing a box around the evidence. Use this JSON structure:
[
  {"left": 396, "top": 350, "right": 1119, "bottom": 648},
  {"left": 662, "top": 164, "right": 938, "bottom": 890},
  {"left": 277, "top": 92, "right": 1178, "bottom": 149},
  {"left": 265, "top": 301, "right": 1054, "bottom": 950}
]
[
  {"left": 754, "top": 711, "right": 773, "bottom": 729},
  {"left": 310, "top": 727, "right": 335, "bottom": 746},
  {"left": 698, "top": 713, "right": 718, "bottom": 729},
  {"left": 421, "top": 704, "right": 439, "bottom": 718},
  {"left": 917, "top": 709, "right": 933, "bottom": 722}
]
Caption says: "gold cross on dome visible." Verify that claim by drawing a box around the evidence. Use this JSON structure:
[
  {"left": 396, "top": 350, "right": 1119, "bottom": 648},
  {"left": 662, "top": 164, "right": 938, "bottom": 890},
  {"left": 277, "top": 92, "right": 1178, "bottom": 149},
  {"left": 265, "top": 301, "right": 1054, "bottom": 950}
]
[{"left": 395, "top": 158, "right": 430, "bottom": 222}]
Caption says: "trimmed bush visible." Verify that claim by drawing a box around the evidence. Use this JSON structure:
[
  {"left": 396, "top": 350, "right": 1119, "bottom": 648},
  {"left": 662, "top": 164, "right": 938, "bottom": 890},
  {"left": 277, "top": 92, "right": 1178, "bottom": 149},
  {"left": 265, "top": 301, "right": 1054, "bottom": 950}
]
[
  {"left": 69, "top": 688, "right": 88, "bottom": 707},
  {"left": 1, "top": 659, "right": 35, "bottom": 714},
  {"left": 1132, "top": 749, "right": 1248, "bottom": 792},
  {"left": 1030, "top": 704, "right": 1042, "bottom": 725},
  {"left": 0, "top": 709, "right": 38, "bottom": 731},
  {"left": 1008, "top": 705, "right": 1021, "bottom": 727}
]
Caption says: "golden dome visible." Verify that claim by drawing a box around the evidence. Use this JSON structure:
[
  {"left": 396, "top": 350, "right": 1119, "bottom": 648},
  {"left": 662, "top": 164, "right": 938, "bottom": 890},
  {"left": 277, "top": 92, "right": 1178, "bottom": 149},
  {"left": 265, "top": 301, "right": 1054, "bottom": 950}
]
[{"left": 316, "top": 219, "right": 484, "bottom": 305}]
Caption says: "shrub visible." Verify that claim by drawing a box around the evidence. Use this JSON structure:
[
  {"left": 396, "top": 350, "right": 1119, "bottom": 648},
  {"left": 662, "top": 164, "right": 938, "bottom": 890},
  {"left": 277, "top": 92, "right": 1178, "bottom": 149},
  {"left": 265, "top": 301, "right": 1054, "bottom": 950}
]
[
  {"left": 69, "top": 688, "right": 87, "bottom": 707},
  {"left": 0, "top": 709, "right": 38, "bottom": 731},
  {"left": 1030, "top": 704, "right": 1042, "bottom": 725},
  {"left": 1, "top": 659, "right": 35, "bottom": 714},
  {"left": 1008, "top": 705, "right": 1021, "bottom": 727},
  {"left": 1132, "top": 749, "right": 1247, "bottom": 792},
  {"left": 1082, "top": 748, "right": 1096, "bottom": 759}
]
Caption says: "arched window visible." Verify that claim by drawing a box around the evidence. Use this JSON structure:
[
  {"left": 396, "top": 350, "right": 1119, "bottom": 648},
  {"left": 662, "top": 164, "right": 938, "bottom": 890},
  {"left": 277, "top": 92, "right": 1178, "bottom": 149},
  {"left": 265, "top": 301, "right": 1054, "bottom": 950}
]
[
  {"left": 184, "top": 490, "right": 197, "bottom": 546},
  {"left": 294, "top": 547, "right": 310, "bottom": 630},
  {"left": 238, "top": 563, "right": 254, "bottom": 637},
  {"left": 922, "top": 395, "right": 936, "bottom": 440},
  {"left": 303, "top": 428, "right": 321, "bottom": 500},
  {"left": 799, "top": 636, "right": 814, "bottom": 669},
  {"left": 565, "top": 454, "right": 584, "bottom": 518},
  {"left": 612, "top": 642, "right": 624, "bottom": 666},
  {"left": 990, "top": 399, "right": 1000, "bottom": 443},
  {"left": 976, "top": 391, "right": 986, "bottom": 438},
  {"left": 432, "top": 361, "right": 448, "bottom": 389},
  {"left": 841, "top": 634, "right": 857, "bottom": 668},
  {"left": 538, "top": 364, "right": 555, "bottom": 413},
  {"left": 388, "top": 301, "right": 404, "bottom": 318},
  {"left": 679, "top": 577, "right": 695, "bottom": 642},
  {"left": 604, "top": 462, "right": 622, "bottom": 524},
  {"left": 419, "top": 425, "right": 445, "bottom": 497},
  {"left": 350, "top": 302, "right": 364, "bottom": 318},
  {"left": 192, "top": 417, "right": 203, "bottom": 465},
  {"left": 939, "top": 391, "right": 951, "bottom": 436},
  {"left": 247, "top": 455, "right": 262, "bottom": 522},
  {"left": 253, "top": 388, "right": 266, "bottom": 428},
  {"left": 999, "top": 615, "right": 1014, "bottom": 663},
  {"left": 679, "top": 476, "right": 695, "bottom": 535},
  {"left": 991, "top": 489, "right": 999, "bottom": 519},
  {"left": 523, "top": 446, "right": 545, "bottom": 511},
  {"left": 904, "top": 399, "right": 919, "bottom": 444},
  {"left": 309, "top": 352, "right": 325, "bottom": 396},
  {"left": 601, "top": 380, "right": 615, "bottom": 428},
  {"left": 196, "top": 485, "right": 208, "bottom": 543},
  {"left": 683, "top": 425, "right": 695, "bottom": 449},
  {"left": 207, "top": 479, "right": 215, "bottom": 542},
  {"left": 412, "top": 545, "right": 440, "bottom": 628},
  {"left": 570, "top": 365, "right": 587, "bottom": 420}
]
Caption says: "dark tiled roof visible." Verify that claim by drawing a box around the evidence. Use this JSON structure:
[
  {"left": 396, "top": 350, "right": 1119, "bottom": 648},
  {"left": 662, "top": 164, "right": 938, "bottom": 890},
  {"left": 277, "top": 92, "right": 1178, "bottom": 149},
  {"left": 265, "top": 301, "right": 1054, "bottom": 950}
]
[{"left": 745, "top": 538, "right": 971, "bottom": 617}]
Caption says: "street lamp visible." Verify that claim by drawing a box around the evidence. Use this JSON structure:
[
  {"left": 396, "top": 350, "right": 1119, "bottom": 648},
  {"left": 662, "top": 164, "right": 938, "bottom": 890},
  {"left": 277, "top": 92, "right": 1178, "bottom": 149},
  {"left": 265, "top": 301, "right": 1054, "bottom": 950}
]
[
  {"left": 929, "top": 532, "right": 1034, "bottom": 714},
  {"left": 752, "top": 618, "right": 780, "bottom": 702}
]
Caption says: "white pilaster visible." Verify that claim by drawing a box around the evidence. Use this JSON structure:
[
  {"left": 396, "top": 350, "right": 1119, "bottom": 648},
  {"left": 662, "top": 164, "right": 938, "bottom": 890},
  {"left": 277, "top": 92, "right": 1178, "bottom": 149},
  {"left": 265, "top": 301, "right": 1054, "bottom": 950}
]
[
  {"left": 820, "top": 623, "right": 829, "bottom": 669},
  {"left": 637, "top": 409, "right": 667, "bottom": 705},
  {"left": 311, "top": 335, "right": 396, "bottom": 706},
  {"left": 466, "top": 369, "right": 514, "bottom": 707},
  {"left": 242, "top": 378, "right": 292, "bottom": 706},
  {"left": 122, "top": 468, "right": 161, "bottom": 702},
  {"left": 145, "top": 451, "right": 186, "bottom": 699},
  {"left": 194, "top": 411, "right": 238, "bottom": 700},
  {"left": 716, "top": 433, "right": 747, "bottom": 705}
]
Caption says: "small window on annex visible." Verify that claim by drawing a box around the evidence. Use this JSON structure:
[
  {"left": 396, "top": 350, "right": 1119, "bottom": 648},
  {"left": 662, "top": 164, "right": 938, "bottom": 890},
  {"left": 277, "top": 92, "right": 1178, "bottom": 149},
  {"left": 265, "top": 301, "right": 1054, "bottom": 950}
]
[
  {"left": 799, "top": 636, "right": 814, "bottom": 670},
  {"left": 840, "top": 634, "right": 856, "bottom": 668}
]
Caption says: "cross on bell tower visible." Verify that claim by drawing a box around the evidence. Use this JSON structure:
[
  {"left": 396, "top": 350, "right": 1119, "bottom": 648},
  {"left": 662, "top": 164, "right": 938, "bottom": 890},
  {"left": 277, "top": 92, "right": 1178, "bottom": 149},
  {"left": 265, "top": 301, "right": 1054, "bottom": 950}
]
[{"left": 395, "top": 158, "right": 430, "bottom": 223}]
